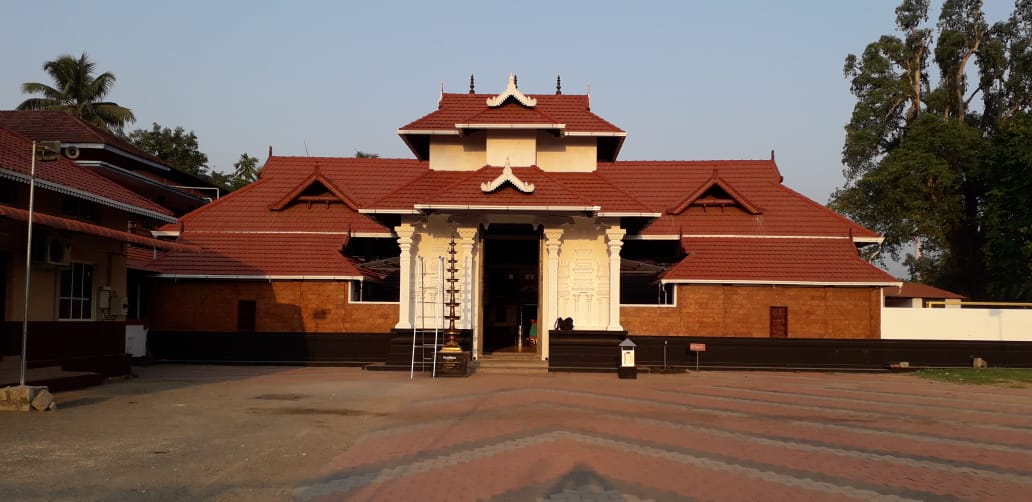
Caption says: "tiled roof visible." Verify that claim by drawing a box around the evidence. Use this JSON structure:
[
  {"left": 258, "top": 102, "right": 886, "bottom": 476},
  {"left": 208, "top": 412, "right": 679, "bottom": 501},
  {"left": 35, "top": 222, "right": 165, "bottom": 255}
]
[
  {"left": 598, "top": 160, "right": 878, "bottom": 239},
  {"left": 884, "top": 282, "right": 966, "bottom": 299},
  {"left": 663, "top": 237, "right": 899, "bottom": 285},
  {"left": 126, "top": 246, "right": 164, "bottom": 272},
  {"left": 371, "top": 165, "right": 654, "bottom": 213},
  {"left": 152, "top": 232, "right": 365, "bottom": 278},
  {"left": 0, "top": 127, "right": 174, "bottom": 219},
  {"left": 400, "top": 93, "right": 624, "bottom": 134},
  {"left": 155, "top": 154, "right": 885, "bottom": 278},
  {"left": 0, "top": 111, "right": 166, "bottom": 167},
  {"left": 169, "top": 156, "right": 426, "bottom": 235},
  {"left": 0, "top": 204, "right": 196, "bottom": 252}
]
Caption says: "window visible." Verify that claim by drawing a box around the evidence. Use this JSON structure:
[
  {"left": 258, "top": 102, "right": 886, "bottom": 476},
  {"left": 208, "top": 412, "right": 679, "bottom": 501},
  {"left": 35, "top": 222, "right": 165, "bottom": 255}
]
[
  {"left": 59, "top": 263, "right": 94, "bottom": 319},
  {"left": 62, "top": 195, "right": 99, "bottom": 222},
  {"left": 0, "top": 178, "right": 17, "bottom": 204},
  {"left": 350, "top": 271, "right": 400, "bottom": 303}
]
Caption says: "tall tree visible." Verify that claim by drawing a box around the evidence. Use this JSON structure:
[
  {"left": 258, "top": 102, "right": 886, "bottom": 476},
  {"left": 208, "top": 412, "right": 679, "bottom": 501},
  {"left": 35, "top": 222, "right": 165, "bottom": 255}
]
[
  {"left": 17, "top": 52, "right": 135, "bottom": 133},
  {"left": 230, "top": 153, "right": 260, "bottom": 190},
  {"left": 833, "top": 0, "right": 1032, "bottom": 299},
  {"left": 127, "top": 123, "right": 209, "bottom": 177}
]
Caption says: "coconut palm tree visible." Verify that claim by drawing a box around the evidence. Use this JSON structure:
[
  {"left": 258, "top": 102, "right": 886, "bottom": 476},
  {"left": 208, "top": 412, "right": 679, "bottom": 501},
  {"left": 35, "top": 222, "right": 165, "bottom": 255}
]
[{"left": 17, "top": 52, "right": 135, "bottom": 132}]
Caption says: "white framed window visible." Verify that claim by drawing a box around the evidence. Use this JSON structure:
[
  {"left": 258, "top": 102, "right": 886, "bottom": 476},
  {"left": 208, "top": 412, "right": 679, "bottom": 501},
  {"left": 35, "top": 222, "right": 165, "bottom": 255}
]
[{"left": 59, "top": 263, "right": 94, "bottom": 320}]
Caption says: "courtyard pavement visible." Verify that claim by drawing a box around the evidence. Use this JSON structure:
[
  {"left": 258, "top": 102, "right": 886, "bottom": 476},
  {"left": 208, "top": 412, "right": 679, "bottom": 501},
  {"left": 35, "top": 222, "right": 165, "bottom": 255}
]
[{"left": 2, "top": 365, "right": 1030, "bottom": 501}]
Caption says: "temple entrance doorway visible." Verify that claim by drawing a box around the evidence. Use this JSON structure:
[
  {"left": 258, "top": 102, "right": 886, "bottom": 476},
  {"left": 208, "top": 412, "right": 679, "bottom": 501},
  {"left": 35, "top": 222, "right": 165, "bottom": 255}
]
[{"left": 481, "top": 225, "right": 540, "bottom": 354}]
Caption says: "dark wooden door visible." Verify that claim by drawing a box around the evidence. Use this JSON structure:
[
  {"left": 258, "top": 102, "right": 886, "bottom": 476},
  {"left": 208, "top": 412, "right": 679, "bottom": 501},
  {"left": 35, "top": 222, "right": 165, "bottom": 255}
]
[
  {"left": 769, "top": 306, "right": 788, "bottom": 338},
  {"left": 237, "top": 300, "right": 256, "bottom": 332}
]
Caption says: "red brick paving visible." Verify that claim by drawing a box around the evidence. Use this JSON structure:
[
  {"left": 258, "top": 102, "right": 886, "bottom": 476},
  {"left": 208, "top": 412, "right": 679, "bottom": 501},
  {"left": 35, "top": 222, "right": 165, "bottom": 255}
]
[{"left": 294, "top": 371, "right": 1032, "bottom": 501}]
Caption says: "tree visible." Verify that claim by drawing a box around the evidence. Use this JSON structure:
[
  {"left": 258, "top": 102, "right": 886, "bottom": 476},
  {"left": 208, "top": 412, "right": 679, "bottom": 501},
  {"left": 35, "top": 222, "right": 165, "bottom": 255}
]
[
  {"left": 230, "top": 153, "right": 260, "bottom": 190},
  {"left": 832, "top": 0, "right": 1032, "bottom": 299},
  {"left": 17, "top": 52, "right": 136, "bottom": 133},
  {"left": 127, "top": 123, "right": 209, "bottom": 177},
  {"left": 355, "top": 150, "right": 379, "bottom": 158}
]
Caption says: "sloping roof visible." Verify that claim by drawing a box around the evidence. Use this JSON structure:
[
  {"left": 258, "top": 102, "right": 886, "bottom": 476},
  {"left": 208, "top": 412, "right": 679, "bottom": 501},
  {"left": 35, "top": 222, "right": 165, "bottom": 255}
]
[
  {"left": 0, "top": 204, "right": 196, "bottom": 252},
  {"left": 0, "top": 111, "right": 166, "bottom": 167},
  {"left": 0, "top": 127, "right": 175, "bottom": 221},
  {"left": 370, "top": 165, "right": 655, "bottom": 214},
  {"left": 598, "top": 160, "right": 879, "bottom": 240},
  {"left": 151, "top": 232, "right": 366, "bottom": 279},
  {"left": 400, "top": 93, "right": 623, "bottom": 134},
  {"left": 663, "top": 237, "right": 899, "bottom": 285},
  {"left": 398, "top": 92, "right": 626, "bottom": 161},
  {"left": 166, "top": 156, "right": 426, "bottom": 235},
  {"left": 884, "top": 282, "right": 966, "bottom": 299}
]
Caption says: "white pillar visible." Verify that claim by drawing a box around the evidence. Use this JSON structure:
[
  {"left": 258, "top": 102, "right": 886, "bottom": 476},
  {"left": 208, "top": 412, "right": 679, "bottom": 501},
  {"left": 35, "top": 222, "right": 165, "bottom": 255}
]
[
  {"left": 457, "top": 227, "right": 477, "bottom": 331},
  {"left": 395, "top": 223, "right": 416, "bottom": 330},
  {"left": 543, "top": 228, "right": 564, "bottom": 360},
  {"left": 606, "top": 227, "right": 626, "bottom": 331}
]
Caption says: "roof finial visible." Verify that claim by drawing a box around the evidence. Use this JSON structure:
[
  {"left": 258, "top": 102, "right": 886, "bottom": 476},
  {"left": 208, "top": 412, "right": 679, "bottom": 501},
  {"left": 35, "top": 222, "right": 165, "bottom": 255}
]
[
  {"left": 770, "top": 149, "right": 775, "bottom": 161},
  {"left": 469, "top": 74, "right": 475, "bottom": 94},
  {"left": 513, "top": 73, "right": 518, "bottom": 88},
  {"left": 438, "top": 81, "right": 444, "bottom": 107},
  {"left": 556, "top": 74, "right": 562, "bottom": 95},
  {"left": 268, "top": 145, "right": 272, "bottom": 158}
]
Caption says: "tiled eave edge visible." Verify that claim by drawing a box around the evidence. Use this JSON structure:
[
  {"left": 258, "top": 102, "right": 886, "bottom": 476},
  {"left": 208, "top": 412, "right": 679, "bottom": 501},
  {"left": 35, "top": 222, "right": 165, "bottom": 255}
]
[
  {"left": 0, "top": 167, "right": 176, "bottom": 223},
  {"left": 152, "top": 274, "right": 365, "bottom": 281},
  {"left": 661, "top": 278, "right": 903, "bottom": 287},
  {"left": 625, "top": 234, "right": 885, "bottom": 245}
]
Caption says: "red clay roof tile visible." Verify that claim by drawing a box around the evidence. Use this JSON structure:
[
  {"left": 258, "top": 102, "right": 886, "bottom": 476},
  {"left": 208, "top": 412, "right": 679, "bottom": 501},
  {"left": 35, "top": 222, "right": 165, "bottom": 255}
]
[
  {"left": 664, "top": 237, "right": 898, "bottom": 285},
  {"left": 0, "top": 127, "right": 174, "bottom": 219},
  {"left": 152, "top": 232, "right": 365, "bottom": 278}
]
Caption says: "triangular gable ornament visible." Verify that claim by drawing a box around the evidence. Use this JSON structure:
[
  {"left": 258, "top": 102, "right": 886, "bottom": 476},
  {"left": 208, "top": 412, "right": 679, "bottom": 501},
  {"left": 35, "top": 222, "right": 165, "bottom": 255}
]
[
  {"left": 486, "top": 73, "right": 537, "bottom": 108},
  {"left": 481, "top": 158, "right": 535, "bottom": 193}
]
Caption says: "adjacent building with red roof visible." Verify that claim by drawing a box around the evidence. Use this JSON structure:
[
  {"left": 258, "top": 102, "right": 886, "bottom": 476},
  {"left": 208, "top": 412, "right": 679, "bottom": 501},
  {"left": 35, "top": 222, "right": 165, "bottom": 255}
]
[
  {"left": 144, "top": 75, "right": 900, "bottom": 366},
  {"left": 1, "top": 123, "right": 199, "bottom": 383}
]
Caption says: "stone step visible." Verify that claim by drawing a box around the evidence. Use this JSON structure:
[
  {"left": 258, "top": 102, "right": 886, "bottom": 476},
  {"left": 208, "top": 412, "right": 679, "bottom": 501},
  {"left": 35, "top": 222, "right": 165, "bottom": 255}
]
[{"left": 476, "top": 355, "right": 548, "bottom": 374}]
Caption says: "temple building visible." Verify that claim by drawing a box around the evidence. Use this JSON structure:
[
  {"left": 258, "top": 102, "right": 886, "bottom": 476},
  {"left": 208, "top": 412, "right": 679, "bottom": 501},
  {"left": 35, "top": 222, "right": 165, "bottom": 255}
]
[{"left": 144, "top": 75, "right": 899, "bottom": 367}]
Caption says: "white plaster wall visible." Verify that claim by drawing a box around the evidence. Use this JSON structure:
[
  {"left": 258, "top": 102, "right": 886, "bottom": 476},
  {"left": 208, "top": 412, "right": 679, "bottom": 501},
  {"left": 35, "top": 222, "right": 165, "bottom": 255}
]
[
  {"left": 428, "top": 135, "right": 486, "bottom": 171},
  {"left": 556, "top": 218, "right": 609, "bottom": 330},
  {"left": 536, "top": 134, "right": 597, "bottom": 172},
  {"left": 411, "top": 216, "right": 476, "bottom": 330},
  {"left": 882, "top": 308, "right": 1032, "bottom": 341},
  {"left": 486, "top": 130, "right": 536, "bottom": 167}
]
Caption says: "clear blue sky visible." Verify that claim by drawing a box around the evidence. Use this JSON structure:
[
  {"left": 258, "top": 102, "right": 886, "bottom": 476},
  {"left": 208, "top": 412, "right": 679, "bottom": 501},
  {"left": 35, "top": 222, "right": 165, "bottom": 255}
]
[{"left": 0, "top": 0, "right": 1017, "bottom": 204}]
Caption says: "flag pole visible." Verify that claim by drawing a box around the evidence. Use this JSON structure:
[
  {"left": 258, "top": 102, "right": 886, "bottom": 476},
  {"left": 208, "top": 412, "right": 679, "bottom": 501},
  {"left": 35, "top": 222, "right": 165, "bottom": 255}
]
[{"left": 19, "top": 141, "right": 39, "bottom": 386}]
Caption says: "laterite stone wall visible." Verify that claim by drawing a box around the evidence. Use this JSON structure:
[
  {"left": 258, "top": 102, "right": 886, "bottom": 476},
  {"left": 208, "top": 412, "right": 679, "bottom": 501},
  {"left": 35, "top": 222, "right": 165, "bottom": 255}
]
[
  {"left": 621, "top": 284, "right": 881, "bottom": 339},
  {"left": 149, "top": 280, "right": 397, "bottom": 333}
]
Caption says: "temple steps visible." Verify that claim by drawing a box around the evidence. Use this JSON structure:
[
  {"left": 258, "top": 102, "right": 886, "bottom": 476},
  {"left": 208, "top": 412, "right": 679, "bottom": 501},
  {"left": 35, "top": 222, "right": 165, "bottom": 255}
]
[{"left": 476, "top": 351, "right": 548, "bottom": 374}]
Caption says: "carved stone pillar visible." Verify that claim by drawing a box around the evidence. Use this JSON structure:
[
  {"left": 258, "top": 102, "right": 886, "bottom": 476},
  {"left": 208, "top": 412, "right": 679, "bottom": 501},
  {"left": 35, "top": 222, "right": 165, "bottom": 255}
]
[
  {"left": 395, "top": 223, "right": 416, "bottom": 330},
  {"left": 456, "top": 227, "right": 477, "bottom": 332},
  {"left": 543, "top": 228, "right": 564, "bottom": 359},
  {"left": 606, "top": 227, "right": 626, "bottom": 331}
]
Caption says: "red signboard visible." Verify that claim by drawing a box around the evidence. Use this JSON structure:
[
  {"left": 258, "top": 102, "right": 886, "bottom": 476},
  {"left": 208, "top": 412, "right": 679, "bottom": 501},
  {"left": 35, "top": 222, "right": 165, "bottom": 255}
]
[{"left": 690, "top": 343, "right": 706, "bottom": 352}]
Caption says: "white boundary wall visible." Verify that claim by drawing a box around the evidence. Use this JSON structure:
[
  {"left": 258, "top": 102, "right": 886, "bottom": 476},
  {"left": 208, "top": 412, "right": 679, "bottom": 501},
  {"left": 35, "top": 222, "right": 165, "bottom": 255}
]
[{"left": 882, "top": 308, "right": 1032, "bottom": 341}]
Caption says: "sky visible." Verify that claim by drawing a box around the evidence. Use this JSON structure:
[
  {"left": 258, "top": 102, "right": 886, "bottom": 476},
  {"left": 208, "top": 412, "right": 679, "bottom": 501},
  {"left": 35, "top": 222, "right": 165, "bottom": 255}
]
[{"left": 0, "top": 0, "right": 1018, "bottom": 206}]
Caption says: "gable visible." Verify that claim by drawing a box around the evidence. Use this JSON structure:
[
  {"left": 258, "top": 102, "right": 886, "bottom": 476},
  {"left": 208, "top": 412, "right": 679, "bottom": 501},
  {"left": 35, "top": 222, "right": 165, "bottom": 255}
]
[
  {"left": 269, "top": 169, "right": 359, "bottom": 211},
  {"left": 669, "top": 172, "right": 762, "bottom": 215}
]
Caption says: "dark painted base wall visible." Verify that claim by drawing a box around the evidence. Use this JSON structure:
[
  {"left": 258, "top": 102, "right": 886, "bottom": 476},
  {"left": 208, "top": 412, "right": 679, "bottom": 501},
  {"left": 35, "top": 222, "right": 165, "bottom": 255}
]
[
  {"left": 148, "top": 331, "right": 393, "bottom": 365},
  {"left": 1, "top": 321, "right": 130, "bottom": 377},
  {"left": 549, "top": 334, "right": 1032, "bottom": 371},
  {"left": 146, "top": 330, "right": 1032, "bottom": 371}
]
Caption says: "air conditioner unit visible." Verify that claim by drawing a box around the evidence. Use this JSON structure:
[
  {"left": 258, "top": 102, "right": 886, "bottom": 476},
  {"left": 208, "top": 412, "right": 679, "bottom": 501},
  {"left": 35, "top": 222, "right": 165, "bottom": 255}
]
[
  {"left": 45, "top": 237, "right": 72, "bottom": 267},
  {"left": 63, "top": 145, "right": 80, "bottom": 159}
]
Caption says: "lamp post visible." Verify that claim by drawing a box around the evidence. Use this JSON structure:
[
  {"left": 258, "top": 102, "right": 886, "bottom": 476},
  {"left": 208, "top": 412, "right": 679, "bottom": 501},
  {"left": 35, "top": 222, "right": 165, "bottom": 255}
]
[{"left": 20, "top": 140, "right": 60, "bottom": 386}]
